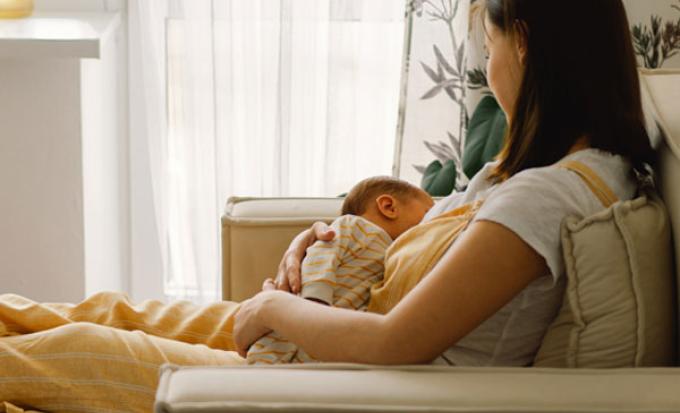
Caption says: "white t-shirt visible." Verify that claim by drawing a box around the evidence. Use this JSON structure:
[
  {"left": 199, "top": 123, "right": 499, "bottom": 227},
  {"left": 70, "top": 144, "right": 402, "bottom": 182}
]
[{"left": 425, "top": 148, "right": 638, "bottom": 366}]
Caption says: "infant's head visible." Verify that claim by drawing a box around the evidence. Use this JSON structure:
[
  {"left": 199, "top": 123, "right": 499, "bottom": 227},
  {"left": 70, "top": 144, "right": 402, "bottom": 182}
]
[{"left": 342, "top": 176, "right": 434, "bottom": 240}]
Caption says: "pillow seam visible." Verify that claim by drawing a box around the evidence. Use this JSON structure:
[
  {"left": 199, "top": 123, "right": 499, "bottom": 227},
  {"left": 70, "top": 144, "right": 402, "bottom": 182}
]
[
  {"left": 562, "top": 220, "right": 585, "bottom": 368},
  {"left": 613, "top": 203, "right": 642, "bottom": 366}
]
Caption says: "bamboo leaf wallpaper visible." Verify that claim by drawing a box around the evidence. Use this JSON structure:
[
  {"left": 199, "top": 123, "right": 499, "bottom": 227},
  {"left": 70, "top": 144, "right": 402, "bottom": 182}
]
[{"left": 395, "top": 0, "right": 680, "bottom": 193}]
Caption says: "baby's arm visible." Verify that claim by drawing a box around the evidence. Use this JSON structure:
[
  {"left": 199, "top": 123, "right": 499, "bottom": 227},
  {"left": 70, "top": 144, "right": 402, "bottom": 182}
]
[
  {"left": 299, "top": 216, "right": 354, "bottom": 306},
  {"left": 247, "top": 220, "right": 350, "bottom": 364},
  {"left": 247, "top": 330, "right": 299, "bottom": 364}
]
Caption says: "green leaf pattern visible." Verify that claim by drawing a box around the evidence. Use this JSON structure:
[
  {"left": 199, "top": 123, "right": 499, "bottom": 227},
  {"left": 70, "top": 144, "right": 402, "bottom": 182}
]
[{"left": 408, "top": 0, "right": 680, "bottom": 195}]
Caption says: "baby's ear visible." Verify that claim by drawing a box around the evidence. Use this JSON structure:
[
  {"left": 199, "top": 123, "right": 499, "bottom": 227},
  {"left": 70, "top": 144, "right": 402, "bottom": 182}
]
[{"left": 374, "top": 194, "right": 398, "bottom": 220}]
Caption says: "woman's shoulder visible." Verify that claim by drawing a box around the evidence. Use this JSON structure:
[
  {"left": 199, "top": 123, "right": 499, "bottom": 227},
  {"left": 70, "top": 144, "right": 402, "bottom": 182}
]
[
  {"left": 427, "top": 148, "right": 636, "bottom": 221},
  {"left": 471, "top": 148, "right": 636, "bottom": 282},
  {"left": 497, "top": 147, "right": 637, "bottom": 209}
]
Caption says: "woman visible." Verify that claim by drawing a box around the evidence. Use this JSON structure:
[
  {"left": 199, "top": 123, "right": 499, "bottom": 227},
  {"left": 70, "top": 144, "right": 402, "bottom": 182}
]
[
  {"left": 232, "top": 0, "right": 654, "bottom": 365},
  {"left": 0, "top": 0, "right": 655, "bottom": 411}
]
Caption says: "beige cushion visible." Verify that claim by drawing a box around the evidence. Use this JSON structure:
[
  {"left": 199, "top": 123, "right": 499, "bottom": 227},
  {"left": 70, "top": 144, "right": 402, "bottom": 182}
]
[
  {"left": 221, "top": 197, "right": 343, "bottom": 301},
  {"left": 640, "top": 69, "right": 680, "bottom": 358},
  {"left": 534, "top": 189, "right": 676, "bottom": 367},
  {"left": 155, "top": 364, "right": 680, "bottom": 412}
]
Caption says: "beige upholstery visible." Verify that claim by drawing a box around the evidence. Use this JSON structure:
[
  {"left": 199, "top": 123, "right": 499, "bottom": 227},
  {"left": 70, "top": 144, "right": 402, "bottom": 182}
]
[
  {"left": 221, "top": 197, "right": 342, "bottom": 301},
  {"left": 155, "top": 364, "right": 680, "bottom": 412},
  {"left": 642, "top": 70, "right": 680, "bottom": 354},
  {"left": 166, "top": 69, "right": 680, "bottom": 412},
  {"left": 534, "top": 190, "right": 676, "bottom": 367}
]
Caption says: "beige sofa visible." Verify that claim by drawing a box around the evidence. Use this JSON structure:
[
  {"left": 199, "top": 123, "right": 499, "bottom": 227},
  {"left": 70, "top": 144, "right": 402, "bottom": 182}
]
[{"left": 155, "top": 70, "right": 680, "bottom": 412}]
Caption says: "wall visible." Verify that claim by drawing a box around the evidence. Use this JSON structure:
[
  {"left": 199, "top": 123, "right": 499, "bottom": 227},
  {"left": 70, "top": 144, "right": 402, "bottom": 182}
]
[
  {"left": 0, "top": 0, "right": 131, "bottom": 300},
  {"left": 35, "top": 0, "right": 124, "bottom": 11},
  {"left": 35, "top": 0, "right": 150, "bottom": 301},
  {"left": 0, "top": 59, "right": 86, "bottom": 302}
]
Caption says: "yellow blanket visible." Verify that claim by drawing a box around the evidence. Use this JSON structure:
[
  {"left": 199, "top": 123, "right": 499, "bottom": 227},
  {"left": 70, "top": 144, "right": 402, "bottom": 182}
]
[
  {"left": 0, "top": 198, "right": 483, "bottom": 412},
  {"left": 0, "top": 292, "right": 244, "bottom": 413}
]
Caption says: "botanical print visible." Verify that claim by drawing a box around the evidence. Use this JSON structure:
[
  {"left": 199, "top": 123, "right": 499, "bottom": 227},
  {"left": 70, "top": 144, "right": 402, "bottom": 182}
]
[
  {"left": 407, "top": 0, "right": 468, "bottom": 190},
  {"left": 631, "top": 0, "right": 680, "bottom": 68},
  {"left": 405, "top": 0, "right": 498, "bottom": 192},
  {"left": 397, "top": 0, "right": 679, "bottom": 193},
  {"left": 396, "top": 0, "right": 469, "bottom": 188}
]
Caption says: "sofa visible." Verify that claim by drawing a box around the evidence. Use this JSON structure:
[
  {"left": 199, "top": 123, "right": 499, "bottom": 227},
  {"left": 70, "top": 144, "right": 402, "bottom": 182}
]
[{"left": 154, "top": 69, "right": 680, "bottom": 412}]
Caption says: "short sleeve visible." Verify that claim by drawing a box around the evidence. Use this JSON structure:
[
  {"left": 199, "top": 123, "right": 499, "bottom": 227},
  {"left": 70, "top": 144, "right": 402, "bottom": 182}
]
[{"left": 471, "top": 169, "right": 584, "bottom": 287}]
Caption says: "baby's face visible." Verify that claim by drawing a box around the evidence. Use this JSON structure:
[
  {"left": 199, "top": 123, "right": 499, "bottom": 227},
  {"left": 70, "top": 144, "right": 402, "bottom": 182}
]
[{"left": 393, "top": 193, "right": 434, "bottom": 238}]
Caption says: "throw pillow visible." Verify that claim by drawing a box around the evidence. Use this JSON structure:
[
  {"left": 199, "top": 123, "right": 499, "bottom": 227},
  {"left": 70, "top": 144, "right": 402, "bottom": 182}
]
[{"left": 533, "top": 188, "right": 676, "bottom": 367}]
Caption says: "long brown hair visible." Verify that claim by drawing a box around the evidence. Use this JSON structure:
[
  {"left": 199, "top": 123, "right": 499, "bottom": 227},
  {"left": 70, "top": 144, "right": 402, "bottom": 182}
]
[{"left": 481, "top": 0, "right": 655, "bottom": 183}]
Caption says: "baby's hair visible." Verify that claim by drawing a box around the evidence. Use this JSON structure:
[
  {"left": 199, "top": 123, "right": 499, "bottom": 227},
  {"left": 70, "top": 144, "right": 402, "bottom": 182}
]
[{"left": 341, "top": 176, "right": 426, "bottom": 216}]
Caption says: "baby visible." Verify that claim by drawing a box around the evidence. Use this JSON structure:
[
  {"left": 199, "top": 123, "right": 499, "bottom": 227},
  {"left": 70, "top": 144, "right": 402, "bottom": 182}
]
[{"left": 247, "top": 176, "right": 434, "bottom": 364}]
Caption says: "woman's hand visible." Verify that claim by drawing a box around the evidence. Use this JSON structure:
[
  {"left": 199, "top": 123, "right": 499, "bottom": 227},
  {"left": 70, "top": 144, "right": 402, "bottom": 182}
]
[
  {"left": 268, "top": 221, "right": 335, "bottom": 294},
  {"left": 233, "top": 287, "right": 281, "bottom": 358}
]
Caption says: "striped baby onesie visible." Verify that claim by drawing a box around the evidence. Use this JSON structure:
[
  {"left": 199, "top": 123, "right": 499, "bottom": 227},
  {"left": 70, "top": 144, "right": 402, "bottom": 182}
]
[{"left": 247, "top": 214, "right": 392, "bottom": 364}]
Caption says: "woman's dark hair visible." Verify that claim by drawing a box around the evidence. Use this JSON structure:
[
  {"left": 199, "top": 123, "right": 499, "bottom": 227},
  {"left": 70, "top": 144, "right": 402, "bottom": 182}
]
[{"left": 481, "top": 0, "right": 656, "bottom": 183}]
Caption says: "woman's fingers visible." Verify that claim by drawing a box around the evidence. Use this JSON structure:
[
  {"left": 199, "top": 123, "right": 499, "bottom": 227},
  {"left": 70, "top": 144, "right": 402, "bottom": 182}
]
[
  {"left": 272, "top": 223, "right": 336, "bottom": 294},
  {"left": 262, "top": 278, "right": 276, "bottom": 291},
  {"left": 274, "top": 251, "right": 292, "bottom": 292},
  {"left": 285, "top": 254, "right": 302, "bottom": 294},
  {"left": 313, "top": 221, "right": 336, "bottom": 241},
  {"left": 233, "top": 293, "right": 275, "bottom": 357}
]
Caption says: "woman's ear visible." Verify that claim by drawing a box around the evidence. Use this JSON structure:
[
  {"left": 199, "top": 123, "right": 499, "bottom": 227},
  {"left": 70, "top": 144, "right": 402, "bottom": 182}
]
[
  {"left": 514, "top": 19, "right": 529, "bottom": 65},
  {"left": 374, "top": 194, "right": 399, "bottom": 220}
]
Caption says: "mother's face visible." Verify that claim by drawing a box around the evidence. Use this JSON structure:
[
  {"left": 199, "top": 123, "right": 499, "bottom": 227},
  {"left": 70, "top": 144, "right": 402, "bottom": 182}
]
[{"left": 483, "top": 13, "right": 526, "bottom": 122}]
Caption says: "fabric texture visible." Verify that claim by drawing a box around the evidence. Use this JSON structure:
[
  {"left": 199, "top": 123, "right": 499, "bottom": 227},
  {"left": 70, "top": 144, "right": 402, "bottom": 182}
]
[
  {"left": 534, "top": 166, "right": 676, "bottom": 367},
  {"left": 247, "top": 215, "right": 391, "bottom": 364},
  {"left": 425, "top": 148, "right": 638, "bottom": 366},
  {"left": 368, "top": 200, "right": 483, "bottom": 315},
  {"left": 0, "top": 292, "right": 245, "bottom": 413}
]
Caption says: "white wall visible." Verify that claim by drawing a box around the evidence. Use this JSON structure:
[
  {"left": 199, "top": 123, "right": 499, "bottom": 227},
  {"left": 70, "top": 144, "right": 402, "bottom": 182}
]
[
  {"left": 78, "top": 0, "right": 131, "bottom": 297},
  {"left": 0, "top": 0, "right": 132, "bottom": 300},
  {"left": 0, "top": 59, "right": 86, "bottom": 302},
  {"left": 81, "top": 21, "right": 128, "bottom": 295},
  {"left": 35, "top": 0, "right": 124, "bottom": 11}
]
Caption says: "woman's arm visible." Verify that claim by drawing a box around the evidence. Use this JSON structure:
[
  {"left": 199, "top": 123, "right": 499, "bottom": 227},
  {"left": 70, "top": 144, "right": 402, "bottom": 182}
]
[{"left": 235, "top": 219, "right": 549, "bottom": 364}]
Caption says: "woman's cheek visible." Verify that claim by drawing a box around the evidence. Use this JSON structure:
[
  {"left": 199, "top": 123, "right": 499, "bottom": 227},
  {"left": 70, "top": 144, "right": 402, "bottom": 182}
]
[
  {"left": 486, "top": 58, "right": 505, "bottom": 111},
  {"left": 485, "top": 58, "right": 494, "bottom": 92}
]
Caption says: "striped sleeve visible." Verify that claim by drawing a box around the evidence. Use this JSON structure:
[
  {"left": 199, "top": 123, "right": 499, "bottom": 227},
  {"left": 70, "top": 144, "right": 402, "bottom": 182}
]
[
  {"left": 299, "top": 216, "right": 352, "bottom": 305},
  {"left": 300, "top": 215, "right": 390, "bottom": 306}
]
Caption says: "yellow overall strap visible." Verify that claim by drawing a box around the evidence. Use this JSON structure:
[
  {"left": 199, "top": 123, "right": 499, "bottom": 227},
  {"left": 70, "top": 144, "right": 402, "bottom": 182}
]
[{"left": 556, "top": 159, "right": 619, "bottom": 208}]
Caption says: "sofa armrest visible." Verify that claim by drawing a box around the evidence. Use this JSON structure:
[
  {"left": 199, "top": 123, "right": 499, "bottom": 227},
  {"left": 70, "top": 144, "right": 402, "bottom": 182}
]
[
  {"left": 221, "top": 197, "right": 343, "bottom": 301},
  {"left": 155, "top": 364, "right": 680, "bottom": 412}
]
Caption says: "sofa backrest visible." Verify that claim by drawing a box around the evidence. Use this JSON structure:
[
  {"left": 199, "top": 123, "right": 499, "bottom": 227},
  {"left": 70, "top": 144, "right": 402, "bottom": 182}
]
[
  {"left": 640, "top": 69, "right": 680, "bottom": 360},
  {"left": 221, "top": 197, "right": 342, "bottom": 301}
]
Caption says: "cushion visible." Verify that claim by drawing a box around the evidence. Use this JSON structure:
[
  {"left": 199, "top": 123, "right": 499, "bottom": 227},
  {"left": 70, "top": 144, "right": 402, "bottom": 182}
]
[
  {"left": 222, "top": 197, "right": 342, "bottom": 301},
  {"left": 639, "top": 69, "right": 680, "bottom": 155},
  {"left": 639, "top": 68, "right": 680, "bottom": 357},
  {"left": 534, "top": 188, "right": 676, "bottom": 367},
  {"left": 154, "top": 364, "right": 680, "bottom": 412}
]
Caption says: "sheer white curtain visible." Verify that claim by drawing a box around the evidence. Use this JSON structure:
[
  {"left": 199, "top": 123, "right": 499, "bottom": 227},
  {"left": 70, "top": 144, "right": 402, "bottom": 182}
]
[{"left": 129, "top": 0, "right": 406, "bottom": 303}]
